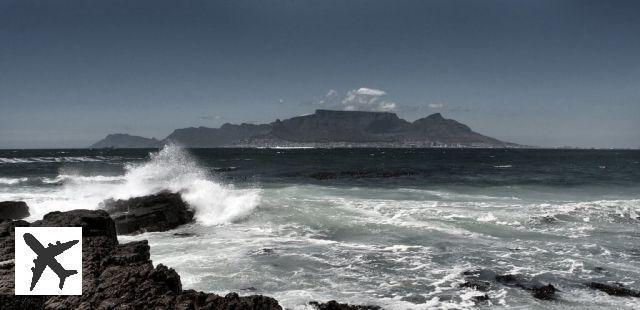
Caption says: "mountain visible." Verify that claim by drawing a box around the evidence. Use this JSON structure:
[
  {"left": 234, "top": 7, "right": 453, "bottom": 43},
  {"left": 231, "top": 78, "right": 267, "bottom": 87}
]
[
  {"left": 91, "top": 110, "right": 517, "bottom": 148},
  {"left": 90, "top": 134, "right": 161, "bottom": 148}
]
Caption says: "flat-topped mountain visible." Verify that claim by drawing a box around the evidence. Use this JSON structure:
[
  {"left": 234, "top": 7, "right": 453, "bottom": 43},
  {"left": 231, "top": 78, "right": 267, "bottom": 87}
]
[{"left": 91, "top": 110, "right": 517, "bottom": 148}]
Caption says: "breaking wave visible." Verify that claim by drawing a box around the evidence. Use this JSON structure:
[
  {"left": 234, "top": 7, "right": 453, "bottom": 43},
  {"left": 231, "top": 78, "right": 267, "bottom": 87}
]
[
  {"left": 20, "top": 145, "right": 260, "bottom": 225},
  {"left": 0, "top": 177, "right": 28, "bottom": 185}
]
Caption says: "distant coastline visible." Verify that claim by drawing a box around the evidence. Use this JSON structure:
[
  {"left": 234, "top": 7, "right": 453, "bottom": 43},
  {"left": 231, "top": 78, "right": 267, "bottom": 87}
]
[{"left": 91, "top": 109, "right": 522, "bottom": 149}]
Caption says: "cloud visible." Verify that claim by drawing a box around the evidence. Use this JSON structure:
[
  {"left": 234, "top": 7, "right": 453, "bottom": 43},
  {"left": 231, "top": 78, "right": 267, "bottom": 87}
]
[
  {"left": 428, "top": 102, "right": 445, "bottom": 109},
  {"left": 341, "top": 87, "right": 397, "bottom": 112}
]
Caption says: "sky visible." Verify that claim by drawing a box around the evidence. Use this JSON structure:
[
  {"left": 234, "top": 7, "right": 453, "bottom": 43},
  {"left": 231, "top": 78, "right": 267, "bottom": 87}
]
[{"left": 1, "top": 0, "right": 639, "bottom": 148}]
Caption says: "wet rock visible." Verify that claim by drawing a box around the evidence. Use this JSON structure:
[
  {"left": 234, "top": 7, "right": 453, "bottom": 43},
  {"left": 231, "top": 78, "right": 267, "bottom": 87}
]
[
  {"left": 0, "top": 201, "right": 29, "bottom": 219},
  {"left": 0, "top": 209, "right": 282, "bottom": 309},
  {"left": 588, "top": 282, "right": 640, "bottom": 297},
  {"left": 460, "top": 279, "right": 491, "bottom": 291},
  {"left": 472, "top": 294, "right": 490, "bottom": 302},
  {"left": 250, "top": 248, "right": 276, "bottom": 256},
  {"left": 462, "top": 270, "right": 556, "bottom": 301},
  {"left": 172, "top": 232, "right": 198, "bottom": 238},
  {"left": 310, "top": 300, "right": 381, "bottom": 310},
  {"left": 240, "top": 286, "right": 258, "bottom": 291},
  {"left": 495, "top": 273, "right": 524, "bottom": 285},
  {"left": 102, "top": 191, "right": 195, "bottom": 235},
  {"left": 532, "top": 284, "right": 556, "bottom": 300},
  {"left": 495, "top": 274, "right": 556, "bottom": 300}
]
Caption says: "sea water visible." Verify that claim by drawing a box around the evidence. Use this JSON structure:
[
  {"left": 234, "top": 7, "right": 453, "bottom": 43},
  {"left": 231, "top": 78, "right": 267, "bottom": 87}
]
[{"left": 1, "top": 146, "right": 639, "bottom": 309}]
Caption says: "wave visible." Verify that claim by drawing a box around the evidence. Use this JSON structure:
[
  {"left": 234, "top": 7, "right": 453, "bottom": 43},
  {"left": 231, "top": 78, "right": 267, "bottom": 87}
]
[
  {"left": 41, "top": 175, "right": 126, "bottom": 184},
  {"left": 0, "top": 156, "right": 109, "bottom": 164},
  {"left": 21, "top": 145, "right": 260, "bottom": 225},
  {"left": 493, "top": 164, "right": 513, "bottom": 168},
  {"left": 0, "top": 177, "right": 28, "bottom": 185},
  {"left": 113, "top": 144, "right": 260, "bottom": 225}
]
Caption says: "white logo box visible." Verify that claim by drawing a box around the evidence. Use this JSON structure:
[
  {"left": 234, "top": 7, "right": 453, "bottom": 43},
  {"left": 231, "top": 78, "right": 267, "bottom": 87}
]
[{"left": 14, "top": 227, "right": 82, "bottom": 295}]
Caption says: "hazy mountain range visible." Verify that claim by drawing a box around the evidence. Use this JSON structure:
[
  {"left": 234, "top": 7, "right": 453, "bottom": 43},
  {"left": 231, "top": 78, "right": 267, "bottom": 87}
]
[{"left": 91, "top": 110, "right": 518, "bottom": 148}]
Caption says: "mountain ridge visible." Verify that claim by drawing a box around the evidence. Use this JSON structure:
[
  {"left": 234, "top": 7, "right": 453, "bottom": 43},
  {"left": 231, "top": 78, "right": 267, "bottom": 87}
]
[{"left": 91, "top": 110, "right": 518, "bottom": 148}]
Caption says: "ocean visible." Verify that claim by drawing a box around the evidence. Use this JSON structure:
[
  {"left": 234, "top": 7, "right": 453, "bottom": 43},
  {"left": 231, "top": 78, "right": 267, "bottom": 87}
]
[{"left": 1, "top": 145, "right": 639, "bottom": 309}]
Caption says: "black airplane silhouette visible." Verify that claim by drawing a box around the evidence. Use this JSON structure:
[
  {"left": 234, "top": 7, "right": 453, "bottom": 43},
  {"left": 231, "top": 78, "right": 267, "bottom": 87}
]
[{"left": 23, "top": 233, "right": 79, "bottom": 291}]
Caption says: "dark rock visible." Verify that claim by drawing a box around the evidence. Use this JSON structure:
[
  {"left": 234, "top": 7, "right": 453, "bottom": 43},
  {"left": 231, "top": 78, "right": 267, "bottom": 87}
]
[
  {"left": 588, "top": 282, "right": 640, "bottom": 297},
  {"left": 495, "top": 273, "right": 523, "bottom": 285},
  {"left": 472, "top": 294, "right": 490, "bottom": 302},
  {"left": 172, "top": 232, "right": 198, "bottom": 238},
  {"left": 310, "top": 300, "right": 381, "bottom": 310},
  {"left": 0, "top": 201, "right": 30, "bottom": 219},
  {"left": 532, "top": 284, "right": 556, "bottom": 300},
  {"left": 462, "top": 270, "right": 556, "bottom": 301},
  {"left": 102, "top": 191, "right": 195, "bottom": 235},
  {"left": 0, "top": 209, "right": 282, "bottom": 309},
  {"left": 460, "top": 280, "right": 491, "bottom": 291},
  {"left": 494, "top": 274, "right": 556, "bottom": 300},
  {"left": 240, "top": 286, "right": 258, "bottom": 291}
]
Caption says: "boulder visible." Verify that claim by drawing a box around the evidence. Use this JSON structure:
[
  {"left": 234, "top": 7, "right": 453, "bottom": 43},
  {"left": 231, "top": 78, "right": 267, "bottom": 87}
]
[
  {"left": 0, "top": 201, "right": 30, "bottom": 219},
  {"left": 588, "top": 282, "right": 640, "bottom": 297},
  {"left": 0, "top": 209, "right": 281, "bottom": 309},
  {"left": 462, "top": 270, "right": 557, "bottom": 301},
  {"left": 102, "top": 191, "right": 195, "bottom": 235}
]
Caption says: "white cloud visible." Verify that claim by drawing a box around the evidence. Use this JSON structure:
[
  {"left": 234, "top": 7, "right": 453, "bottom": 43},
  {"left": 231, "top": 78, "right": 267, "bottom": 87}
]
[
  {"left": 341, "top": 87, "right": 397, "bottom": 112},
  {"left": 428, "top": 102, "right": 445, "bottom": 109},
  {"left": 325, "top": 89, "right": 338, "bottom": 99}
]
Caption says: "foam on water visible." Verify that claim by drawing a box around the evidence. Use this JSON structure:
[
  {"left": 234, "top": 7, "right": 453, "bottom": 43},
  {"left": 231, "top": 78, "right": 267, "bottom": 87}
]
[
  {"left": 0, "top": 177, "right": 28, "bottom": 185},
  {"left": 0, "top": 156, "right": 107, "bottom": 164},
  {"left": 14, "top": 145, "right": 260, "bottom": 224},
  {"left": 2, "top": 148, "right": 639, "bottom": 309}
]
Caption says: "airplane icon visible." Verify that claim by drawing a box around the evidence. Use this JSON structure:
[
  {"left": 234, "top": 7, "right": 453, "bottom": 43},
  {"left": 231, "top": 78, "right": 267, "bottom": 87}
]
[{"left": 22, "top": 233, "right": 79, "bottom": 291}]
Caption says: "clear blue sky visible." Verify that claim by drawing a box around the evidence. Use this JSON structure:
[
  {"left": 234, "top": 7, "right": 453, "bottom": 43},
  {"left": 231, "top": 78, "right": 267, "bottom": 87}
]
[{"left": 1, "top": 0, "right": 639, "bottom": 148}]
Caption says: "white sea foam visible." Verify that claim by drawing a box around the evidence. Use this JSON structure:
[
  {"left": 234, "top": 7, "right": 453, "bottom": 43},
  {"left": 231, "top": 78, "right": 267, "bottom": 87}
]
[
  {"left": 0, "top": 177, "right": 28, "bottom": 185},
  {"left": 20, "top": 145, "right": 260, "bottom": 225},
  {"left": 493, "top": 164, "right": 513, "bottom": 168},
  {"left": 0, "top": 156, "right": 106, "bottom": 164}
]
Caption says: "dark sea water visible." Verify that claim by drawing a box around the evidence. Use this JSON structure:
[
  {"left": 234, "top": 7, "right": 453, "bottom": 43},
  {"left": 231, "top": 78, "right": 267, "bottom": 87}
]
[{"left": 1, "top": 146, "right": 639, "bottom": 309}]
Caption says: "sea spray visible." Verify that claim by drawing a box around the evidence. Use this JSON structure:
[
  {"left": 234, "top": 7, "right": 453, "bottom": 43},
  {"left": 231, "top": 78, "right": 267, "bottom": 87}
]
[
  {"left": 114, "top": 144, "right": 260, "bottom": 225},
  {"left": 24, "top": 144, "right": 260, "bottom": 224}
]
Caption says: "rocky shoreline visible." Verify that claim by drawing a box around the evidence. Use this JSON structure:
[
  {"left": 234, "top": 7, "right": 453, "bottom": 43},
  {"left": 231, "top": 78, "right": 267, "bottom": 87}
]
[
  {"left": 0, "top": 209, "right": 281, "bottom": 309},
  {"left": 1, "top": 198, "right": 639, "bottom": 309},
  {"left": 0, "top": 199, "right": 379, "bottom": 309}
]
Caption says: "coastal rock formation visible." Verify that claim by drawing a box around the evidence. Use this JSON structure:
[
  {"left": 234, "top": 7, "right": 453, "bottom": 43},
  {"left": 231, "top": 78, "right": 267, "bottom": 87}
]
[
  {"left": 0, "top": 201, "right": 30, "bottom": 220},
  {"left": 588, "top": 282, "right": 640, "bottom": 297},
  {"left": 102, "top": 192, "right": 195, "bottom": 235},
  {"left": 0, "top": 209, "right": 281, "bottom": 309},
  {"left": 462, "top": 270, "right": 557, "bottom": 301},
  {"left": 309, "top": 300, "right": 381, "bottom": 310},
  {"left": 92, "top": 110, "right": 518, "bottom": 148}
]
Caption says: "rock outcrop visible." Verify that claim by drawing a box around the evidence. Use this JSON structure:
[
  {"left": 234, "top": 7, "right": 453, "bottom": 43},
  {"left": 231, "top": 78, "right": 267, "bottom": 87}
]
[
  {"left": 0, "top": 209, "right": 281, "bottom": 309},
  {"left": 101, "top": 192, "right": 195, "bottom": 235},
  {"left": 0, "top": 201, "right": 30, "bottom": 220},
  {"left": 588, "top": 282, "right": 640, "bottom": 297},
  {"left": 309, "top": 300, "right": 381, "bottom": 310},
  {"left": 461, "top": 269, "right": 557, "bottom": 301}
]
